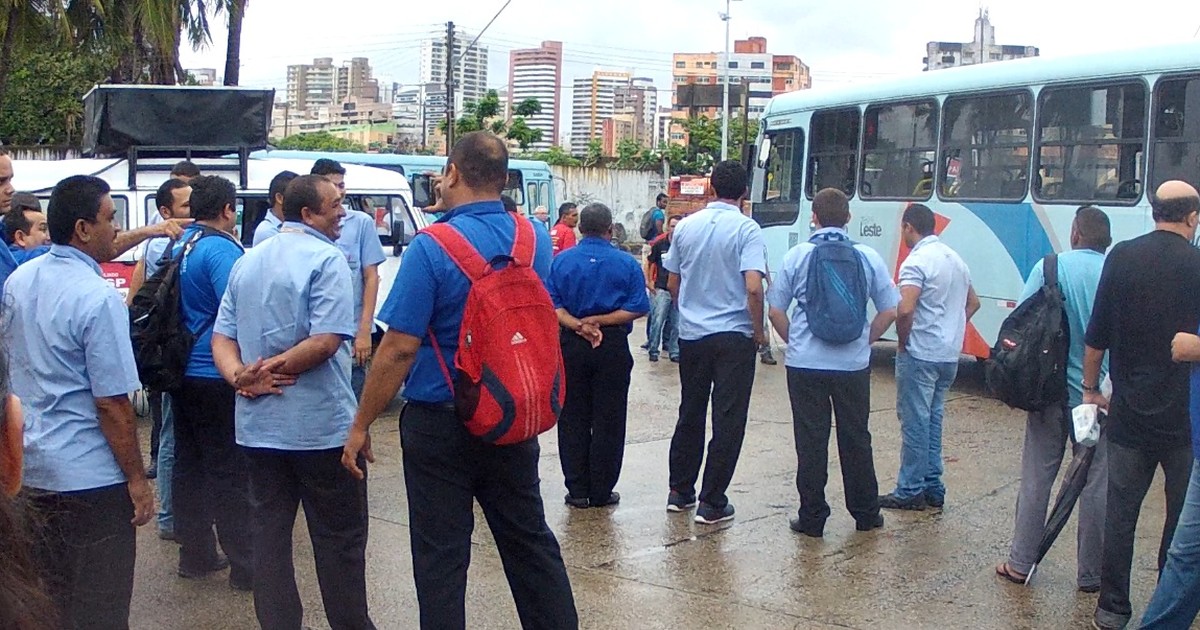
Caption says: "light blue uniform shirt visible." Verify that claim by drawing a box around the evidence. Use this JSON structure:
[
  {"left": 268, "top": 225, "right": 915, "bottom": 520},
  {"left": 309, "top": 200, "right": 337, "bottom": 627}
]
[
  {"left": 6, "top": 245, "right": 142, "bottom": 492},
  {"left": 143, "top": 236, "right": 171, "bottom": 278},
  {"left": 899, "top": 235, "right": 972, "bottom": 363},
  {"left": 336, "top": 210, "right": 387, "bottom": 330},
  {"left": 252, "top": 211, "right": 282, "bottom": 246},
  {"left": 768, "top": 228, "right": 900, "bottom": 371},
  {"left": 663, "top": 201, "right": 766, "bottom": 341},
  {"left": 215, "top": 222, "right": 357, "bottom": 450},
  {"left": 1018, "top": 249, "right": 1108, "bottom": 408}
]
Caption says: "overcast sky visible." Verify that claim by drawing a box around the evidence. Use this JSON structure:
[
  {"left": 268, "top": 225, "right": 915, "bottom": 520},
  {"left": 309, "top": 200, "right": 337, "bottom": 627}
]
[{"left": 180, "top": 0, "right": 1200, "bottom": 125}]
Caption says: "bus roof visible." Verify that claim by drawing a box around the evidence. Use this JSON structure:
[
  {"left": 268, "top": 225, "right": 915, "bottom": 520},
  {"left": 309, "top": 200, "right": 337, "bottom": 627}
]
[
  {"left": 763, "top": 40, "right": 1200, "bottom": 119},
  {"left": 251, "top": 150, "right": 554, "bottom": 175}
]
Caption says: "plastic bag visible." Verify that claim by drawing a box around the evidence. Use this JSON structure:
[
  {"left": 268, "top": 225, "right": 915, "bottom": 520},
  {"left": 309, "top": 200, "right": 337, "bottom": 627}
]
[{"left": 1072, "top": 404, "right": 1101, "bottom": 447}]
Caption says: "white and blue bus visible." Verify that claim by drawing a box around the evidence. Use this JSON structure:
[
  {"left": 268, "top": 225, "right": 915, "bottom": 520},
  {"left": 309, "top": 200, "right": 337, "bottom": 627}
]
[{"left": 752, "top": 40, "right": 1200, "bottom": 357}]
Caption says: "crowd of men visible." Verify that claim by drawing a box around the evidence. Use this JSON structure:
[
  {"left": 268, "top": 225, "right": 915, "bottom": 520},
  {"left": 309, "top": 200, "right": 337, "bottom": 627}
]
[{"left": 4, "top": 133, "right": 1200, "bottom": 630}]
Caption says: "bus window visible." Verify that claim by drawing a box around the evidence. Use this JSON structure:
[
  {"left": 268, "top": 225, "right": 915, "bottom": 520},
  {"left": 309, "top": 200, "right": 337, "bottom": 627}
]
[
  {"left": 539, "top": 181, "right": 550, "bottom": 212},
  {"left": 504, "top": 170, "right": 525, "bottom": 205},
  {"left": 860, "top": 100, "right": 938, "bottom": 199},
  {"left": 806, "top": 108, "right": 860, "bottom": 198},
  {"left": 1151, "top": 75, "right": 1200, "bottom": 192},
  {"left": 754, "top": 127, "right": 804, "bottom": 227},
  {"left": 526, "top": 182, "right": 539, "bottom": 211},
  {"left": 940, "top": 90, "right": 1033, "bottom": 201},
  {"left": 1035, "top": 81, "right": 1146, "bottom": 203}
]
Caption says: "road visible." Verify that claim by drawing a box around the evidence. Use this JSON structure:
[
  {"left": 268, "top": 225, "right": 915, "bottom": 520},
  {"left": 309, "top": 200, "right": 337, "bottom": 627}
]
[{"left": 129, "top": 342, "right": 1177, "bottom": 629}]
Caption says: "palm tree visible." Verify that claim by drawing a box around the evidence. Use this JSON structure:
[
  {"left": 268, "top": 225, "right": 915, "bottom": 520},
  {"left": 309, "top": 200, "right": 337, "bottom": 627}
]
[{"left": 221, "top": 0, "right": 244, "bottom": 85}]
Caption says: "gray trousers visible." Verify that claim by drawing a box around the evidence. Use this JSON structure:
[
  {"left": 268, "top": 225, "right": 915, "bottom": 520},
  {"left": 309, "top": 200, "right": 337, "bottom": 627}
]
[{"left": 1007, "top": 405, "right": 1108, "bottom": 589}]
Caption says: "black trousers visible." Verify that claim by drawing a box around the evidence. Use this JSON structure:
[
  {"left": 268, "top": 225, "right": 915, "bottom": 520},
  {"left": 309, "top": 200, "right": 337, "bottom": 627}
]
[
  {"left": 149, "top": 389, "right": 163, "bottom": 463},
  {"left": 22, "top": 483, "right": 136, "bottom": 630},
  {"left": 246, "top": 447, "right": 374, "bottom": 630},
  {"left": 786, "top": 367, "right": 880, "bottom": 529},
  {"left": 1096, "top": 440, "right": 1193, "bottom": 623},
  {"left": 558, "top": 327, "right": 634, "bottom": 503},
  {"left": 400, "top": 403, "right": 577, "bottom": 630},
  {"left": 668, "top": 331, "right": 757, "bottom": 508},
  {"left": 173, "top": 377, "right": 252, "bottom": 580}
]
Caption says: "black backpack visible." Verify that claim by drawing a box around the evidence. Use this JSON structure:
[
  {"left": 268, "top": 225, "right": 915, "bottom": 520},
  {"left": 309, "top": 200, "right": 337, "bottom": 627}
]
[
  {"left": 639, "top": 209, "right": 657, "bottom": 240},
  {"left": 985, "top": 254, "right": 1069, "bottom": 411},
  {"left": 129, "top": 226, "right": 236, "bottom": 392}
]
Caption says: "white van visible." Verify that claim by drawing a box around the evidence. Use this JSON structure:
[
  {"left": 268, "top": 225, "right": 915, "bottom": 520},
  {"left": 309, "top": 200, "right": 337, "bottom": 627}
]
[{"left": 14, "top": 155, "right": 426, "bottom": 328}]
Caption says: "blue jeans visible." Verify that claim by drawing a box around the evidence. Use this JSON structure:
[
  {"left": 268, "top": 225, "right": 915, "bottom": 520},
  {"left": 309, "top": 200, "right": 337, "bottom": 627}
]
[
  {"left": 156, "top": 393, "right": 176, "bottom": 533},
  {"left": 1141, "top": 459, "right": 1200, "bottom": 629},
  {"left": 352, "top": 363, "right": 367, "bottom": 401},
  {"left": 646, "top": 289, "right": 679, "bottom": 359},
  {"left": 893, "top": 352, "right": 958, "bottom": 501}
]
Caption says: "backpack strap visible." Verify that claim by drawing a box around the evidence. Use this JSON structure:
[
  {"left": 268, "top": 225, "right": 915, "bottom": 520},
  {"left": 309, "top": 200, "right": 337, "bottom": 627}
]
[
  {"left": 1043, "top": 253, "right": 1059, "bottom": 290},
  {"left": 421, "top": 224, "right": 490, "bottom": 282},
  {"left": 509, "top": 213, "right": 536, "bottom": 268},
  {"left": 427, "top": 326, "right": 456, "bottom": 393}
]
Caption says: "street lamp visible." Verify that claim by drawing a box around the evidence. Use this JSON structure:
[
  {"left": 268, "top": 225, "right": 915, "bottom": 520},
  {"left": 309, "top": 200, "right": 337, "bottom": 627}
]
[{"left": 720, "top": 0, "right": 742, "bottom": 162}]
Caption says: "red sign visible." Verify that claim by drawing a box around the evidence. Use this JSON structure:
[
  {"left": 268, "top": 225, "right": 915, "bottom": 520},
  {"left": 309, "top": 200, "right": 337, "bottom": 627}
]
[{"left": 100, "top": 262, "right": 136, "bottom": 298}]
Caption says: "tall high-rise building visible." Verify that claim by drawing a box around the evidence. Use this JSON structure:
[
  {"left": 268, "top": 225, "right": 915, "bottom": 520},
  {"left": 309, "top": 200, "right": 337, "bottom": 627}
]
[
  {"left": 603, "top": 77, "right": 658, "bottom": 155},
  {"left": 421, "top": 30, "right": 490, "bottom": 112},
  {"left": 286, "top": 57, "right": 380, "bottom": 110},
  {"left": 672, "top": 36, "right": 810, "bottom": 120},
  {"left": 337, "top": 57, "right": 380, "bottom": 102},
  {"left": 924, "top": 10, "right": 1039, "bottom": 71},
  {"left": 570, "top": 70, "right": 632, "bottom": 152},
  {"left": 508, "top": 41, "right": 563, "bottom": 152}
]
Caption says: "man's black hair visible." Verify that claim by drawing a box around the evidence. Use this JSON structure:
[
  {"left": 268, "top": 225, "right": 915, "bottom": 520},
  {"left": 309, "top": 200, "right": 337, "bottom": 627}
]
[
  {"left": 269, "top": 170, "right": 299, "bottom": 206},
  {"left": 710, "top": 160, "right": 748, "bottom": 200},
  {"left": 812, "top": 188, "right": 850, "bottom": 228},
  {"left": 1151, "top": 191, "right": 1200, "bottom": 224},
  {"left": 10, "top": 192, "right": 39, "bottom": 214},
  {"left": 170, "top": 160, "right": 201, "bottom": 179},
  {"left": 310, "top": 158, "right": 346, "bottom": 177},
  {"left": 656, "top": 193, "right": 668, "bottom": 203},
  {"left": 284, "top": 174, "right": 331, "bottom": 222},
  {"left": 47, "top": 175, "right": 109, "bottom": 245},
  {"left": 1074, "top": 205, "right": 1113, "bottom": 252},
  {"left": 556, "top": 202, "right": 578, "bottom": 224},
  {"left": 2, "top": 207, "right": 36, "bottom": 245},
  {"left": 902, "top": 203, "right": 936, "bottom": 237},
  {"left": 155, "top": 178, "right": 191, "bottom": 214},
  {"left": 448, "top": 131, "right": 508, "bottom": 194},
  {"left": 188, "top": 175, "right": 236, "bottom": 222},
  {"left": 501, "top": 195, "right": 518, "bottom": 213},
  {"left": 578, "top": 203, "right": 613, "bottom": 237}
]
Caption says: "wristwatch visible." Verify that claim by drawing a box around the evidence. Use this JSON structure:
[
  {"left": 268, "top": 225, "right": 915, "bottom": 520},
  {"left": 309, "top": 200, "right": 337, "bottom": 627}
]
[{"left": 1082, "top": 381, "right": 1100, "bottom": 393}]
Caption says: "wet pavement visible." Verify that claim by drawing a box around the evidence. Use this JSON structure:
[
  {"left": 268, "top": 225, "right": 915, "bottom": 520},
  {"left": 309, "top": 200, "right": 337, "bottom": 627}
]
[{"left": 130, "top": 341, "right": 1180, "bottom": 629}]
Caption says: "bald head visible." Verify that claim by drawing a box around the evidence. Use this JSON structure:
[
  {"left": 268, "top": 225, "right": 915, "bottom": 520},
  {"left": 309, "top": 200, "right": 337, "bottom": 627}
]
[
  {"left": 1152, "top": 180, "right": 1200, "bottom": 224},
  {"left": 447, "top": 131, "right": 509, "bottom": 195}
]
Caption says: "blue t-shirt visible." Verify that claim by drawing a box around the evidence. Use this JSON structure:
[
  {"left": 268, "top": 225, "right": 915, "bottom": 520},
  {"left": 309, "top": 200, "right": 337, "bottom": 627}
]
[
  {"left": 1019, "top": 249, "right": 1108, "bottom": 409},
  {"left": 175, "top": 225, "right": 244, "bottom": 379},
  {"left": 377, "top": 201, "right": 553, "bottom": 404},
  {"left": 6, "top": 246, "right": 142, "bottom": 492},
  {"left": 336, "top": 210, "right": 387, "bottom": 330},
  {"left": 216, "top": 222, "right": 357, "bottom": 450},
  {"left": 645, "top": 208, "right": 665, "bottom": 241},
  {"left": 547, "top": 236, "right": 650, "bottom": 332}
]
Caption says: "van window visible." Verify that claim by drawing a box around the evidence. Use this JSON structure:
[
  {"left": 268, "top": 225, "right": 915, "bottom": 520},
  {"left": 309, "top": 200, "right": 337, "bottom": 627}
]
[
  {"left": 539, "top": 181, "right": 551, "bottom": 211},
  {"left": 940, "top": 90, "right": 1033, "bottom": 201},
  {"left": 1035, "top": 81, "right": 1146, "bottom": 203},
  {"left": 356, "top": 195, "right": 416, "bottom": 246},
  {"left": 526, "top": 182, "right": 539, "bottom": 210},
  {"left": 806, "top": 108, "right": 860, "bottom": 198},
  {"left": 860, "top": 100, "right": 938, "bottom": 199},
  {"left": 755, "top": 127, "right": 804, "bottom": 228},
  {"left": 504, "top": 170, "right": 524, "bottom": 205},
  {"left": 1151, "top": 75, "right": 1200, "bottom": 192},
  {"left": 113, "top": 196, "right": 129, "bottom": 231}
]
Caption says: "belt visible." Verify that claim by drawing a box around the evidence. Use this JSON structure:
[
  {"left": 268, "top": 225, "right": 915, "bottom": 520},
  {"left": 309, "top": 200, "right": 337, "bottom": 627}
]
[{"left": 404, "top": 400, "right": 456, "bottom": 412}]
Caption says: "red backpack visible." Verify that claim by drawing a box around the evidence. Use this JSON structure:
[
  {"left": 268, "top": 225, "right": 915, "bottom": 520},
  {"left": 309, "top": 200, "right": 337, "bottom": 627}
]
[{"left": 422, "top": 213, "right": 565, "bottom": 445}]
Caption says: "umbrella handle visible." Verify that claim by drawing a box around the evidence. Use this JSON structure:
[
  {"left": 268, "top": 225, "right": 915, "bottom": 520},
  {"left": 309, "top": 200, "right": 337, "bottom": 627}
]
[{"left": 1024, "top": 563, "right": 1036, "bottom": 585}]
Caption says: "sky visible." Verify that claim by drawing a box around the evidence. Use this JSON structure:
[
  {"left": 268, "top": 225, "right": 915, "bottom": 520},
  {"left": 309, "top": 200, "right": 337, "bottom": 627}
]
[{"left": 180, "top": 0, "right": 1200, "bottom": 138}]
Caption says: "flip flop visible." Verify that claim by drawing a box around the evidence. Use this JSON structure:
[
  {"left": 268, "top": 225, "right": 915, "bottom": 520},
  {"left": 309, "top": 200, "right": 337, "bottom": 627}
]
[{"left": 995, "top": 562, "right": 1029, "bottom": 585}]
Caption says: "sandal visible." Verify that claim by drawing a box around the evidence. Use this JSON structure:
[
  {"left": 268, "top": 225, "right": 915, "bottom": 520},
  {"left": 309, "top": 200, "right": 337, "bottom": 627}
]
[{"left": 995, "top": 562, "right": 1029, "bottom": 585}]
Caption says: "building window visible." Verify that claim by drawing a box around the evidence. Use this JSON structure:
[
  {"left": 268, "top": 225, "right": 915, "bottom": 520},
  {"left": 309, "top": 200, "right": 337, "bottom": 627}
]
[
  {"left": 940, "top": 90, "right": 1033, "bottom": 200},
  {"left": 860, "top": 100, "right": 938, "bottom": 200},
  {"left": 1035, "top": 81, "right": 1146, "bottom": 203},
  {"left": 1151, "top": 75, "right": 1200, "bottom": 192},
  {"left": 728, "top": 61, "right": 739, "bottom": 69},
  {"left": 675, "top": 61, "right": 685, "bottom": 68},
  {"left": 807, "top": 107, "right": 861, "bottom": 198},
  {"left": 751, "top": 61, "right": 765, "bottom": 70},
  {"left": 694, "top": 62, "right": 703, "bottom": 68}
]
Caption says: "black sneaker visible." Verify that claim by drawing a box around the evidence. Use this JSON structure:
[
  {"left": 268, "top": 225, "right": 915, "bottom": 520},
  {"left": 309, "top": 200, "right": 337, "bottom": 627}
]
[
  {"left": 564, "top": 494, "right": 590, "bottom": 509},
  {"left": 670, "top": 356, "right": 680, "bottom": 363},
  {"left": 158, "top": 529, "right": 177, "bottom": 542},
  {"left": 789, "top": 518, "right": 824, "bottom": 538},
  {"left": 649, "top": 354, "right": 659, "bottom": 362},
  {"left": 856, "top": 514, "right": 885, "bottom": 531},
  {"left": 640, "top": 342, "right": 649, "bottom": 350},
  {"left": 178, "top": 555, "right": 230, "bottom": 579},
  {"left": 229, "top": 571, "right": 253, "bottom": 592},
  {"left": 759, "top": 348, "right": 778, "bottom": 365},
  {"left": 694, "top": 502, "right": 735, "bottom": 524},
  {"left": 924, "top": 491, "right": 945, "bottom": 509},
  {"left": 666, "top": 490, "right": 697, "bottom": 512},
  {"left": 879, "top": 493, "right": 928, "bottom": 511},
  {"left": 590, "top": 492, "right": 620, "bottom": 508},
  {"left": 146, "top": 464, "right": 158, "bottom": 480}
]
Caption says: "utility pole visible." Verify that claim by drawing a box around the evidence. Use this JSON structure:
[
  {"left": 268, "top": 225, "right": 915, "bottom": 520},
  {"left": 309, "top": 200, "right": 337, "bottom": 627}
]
[
  {"left": 720, "top": 0, "right": 732, "bottom": 162},
  {"left": 445, "top": 21, "right": 456, "bottom": 153}
]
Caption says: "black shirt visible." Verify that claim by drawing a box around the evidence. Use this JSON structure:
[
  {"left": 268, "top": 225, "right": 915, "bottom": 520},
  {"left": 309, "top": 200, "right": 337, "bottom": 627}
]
[
  {"left": 647, "top": 236, "right": 672, "bottom": 291},
  {"left": 1085, "top": 230, "right": 1200, "bottom": 451}
]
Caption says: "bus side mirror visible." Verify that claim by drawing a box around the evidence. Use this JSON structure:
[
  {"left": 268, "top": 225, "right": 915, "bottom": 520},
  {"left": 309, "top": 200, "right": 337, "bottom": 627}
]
[{"left": 392, "top": 220, "right": 406, "bottom": 257}]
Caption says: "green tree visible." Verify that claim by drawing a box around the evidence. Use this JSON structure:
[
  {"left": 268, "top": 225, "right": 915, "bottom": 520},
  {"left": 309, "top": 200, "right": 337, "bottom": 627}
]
[
  {"left": 532, "top": 145, "right": 580, "bottom": 167},
  {"left": 514, "top": 97, "right": 541, "bottom": 118},
  {"left": 583, "top": 138, "right": 603, "bottom": 167},
  {"left": 0, "top": 47, "right": 113, "bottom": 144},
  {"left": 506, "top": 117, "right": 543, "bottom": 151},
  {"left": 274, "top": 131, "right": 365, "bottom": 153}
]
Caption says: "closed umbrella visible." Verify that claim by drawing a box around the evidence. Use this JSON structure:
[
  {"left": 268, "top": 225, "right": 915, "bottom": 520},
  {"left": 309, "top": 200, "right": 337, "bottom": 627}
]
[{"left": 1024, "top": 428, "right": 1100, "bottom": 584}]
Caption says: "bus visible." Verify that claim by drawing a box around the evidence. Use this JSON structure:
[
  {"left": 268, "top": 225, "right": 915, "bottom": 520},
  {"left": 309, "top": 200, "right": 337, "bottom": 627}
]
[
  {"left": 252, "top": 150, "right": 560, "bottom": 219},
  {"left": 751, "top": 40, "right": 1200, "bottom": 358}
]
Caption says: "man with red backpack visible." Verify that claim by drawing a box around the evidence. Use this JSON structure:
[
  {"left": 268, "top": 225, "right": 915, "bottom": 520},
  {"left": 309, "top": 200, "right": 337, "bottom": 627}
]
[{"left": 341, "top": 131, "right": 577, "bottom": 629}]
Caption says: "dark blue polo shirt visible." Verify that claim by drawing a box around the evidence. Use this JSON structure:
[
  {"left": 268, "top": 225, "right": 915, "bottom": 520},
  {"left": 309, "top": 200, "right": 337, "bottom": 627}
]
[
  {"left": 377, "top": 200, "right": 553, "bottom": 404},
  {"left": 546, "top": 236, "right": 650, "bottom": 333}
]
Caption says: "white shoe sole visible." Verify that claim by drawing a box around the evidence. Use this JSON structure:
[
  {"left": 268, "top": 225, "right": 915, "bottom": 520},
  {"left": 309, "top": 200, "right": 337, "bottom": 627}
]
[
  {"left": 694, "top": 513, "right": 735, "bottom": 525},
  {"left": 666, "top": 502, "right": 697, "bottom": 513}
]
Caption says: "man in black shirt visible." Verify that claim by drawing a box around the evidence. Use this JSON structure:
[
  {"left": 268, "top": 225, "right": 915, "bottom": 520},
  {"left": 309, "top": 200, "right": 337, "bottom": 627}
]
[
  {"left": 1084, "top": 180, "right": 1200, "bottom": 630},
  {"left": 645, "top": 215, "right": 682, "bottom": 362}
]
